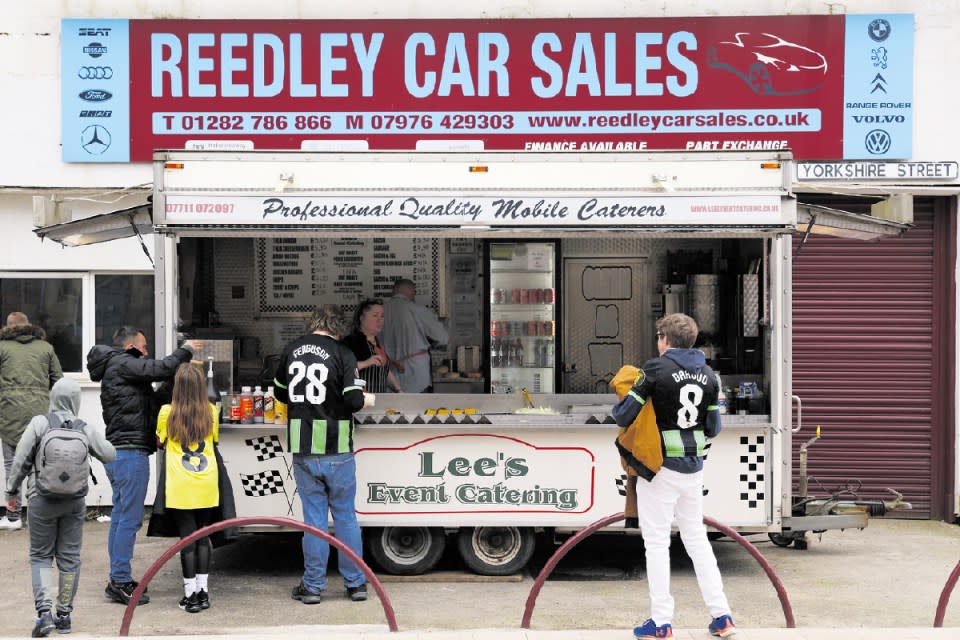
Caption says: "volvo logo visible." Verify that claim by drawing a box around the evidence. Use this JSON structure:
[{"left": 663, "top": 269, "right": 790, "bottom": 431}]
[
  {"left": 83, "top": 42, "right": 108, "bottom": 58},
  {"left": 79, "top": 89, "right": 112, "bottom": 102},
  {"left": 865, "top": 129, "right": 892, "bottom": 155},
  {"left": 78, "top": 66, "right": 113, "bottom": 80},
  {"left": 868, "top": 18, "right": 891, "bottom": 42},
  {"left": 81, "top": 125, "right": 111, "bottom": 155}
]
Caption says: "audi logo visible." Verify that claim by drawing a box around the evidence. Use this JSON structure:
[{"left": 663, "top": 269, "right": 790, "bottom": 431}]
[{"left": 78, "top": 66, "right": 113, "bottom": 80}]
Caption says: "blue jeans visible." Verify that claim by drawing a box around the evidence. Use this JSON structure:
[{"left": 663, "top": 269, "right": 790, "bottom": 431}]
[
  {"left": 104, "top": 449, "right": 150, "bottom": 583},
  {"left": 293, "top": 452, "right": 365, "bottom": 592}
]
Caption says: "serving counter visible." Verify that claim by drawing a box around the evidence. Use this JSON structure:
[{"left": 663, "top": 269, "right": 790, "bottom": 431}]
[{"left": 217, "top": 393, "right": 776, "bottom": 532}]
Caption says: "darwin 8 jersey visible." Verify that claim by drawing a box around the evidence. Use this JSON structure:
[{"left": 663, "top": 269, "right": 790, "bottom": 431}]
[
  {"left": 273, "top": 333, "right": 365, "bottom": 456},
  {"left": 636, "top": 356, "right": 719, "bottom": 435}
]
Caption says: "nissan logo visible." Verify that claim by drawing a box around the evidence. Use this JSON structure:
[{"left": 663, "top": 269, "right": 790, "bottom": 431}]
[
  {"left": 78, "top": 66, "right": 113, "bottom": 80},
  {"left": 865, "top": 129, "right": 892, "bottom": 155}
]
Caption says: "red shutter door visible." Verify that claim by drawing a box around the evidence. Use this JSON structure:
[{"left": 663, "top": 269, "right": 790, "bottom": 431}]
[{"left": 791, "top": 197, "right": 944, "bottom": 518}]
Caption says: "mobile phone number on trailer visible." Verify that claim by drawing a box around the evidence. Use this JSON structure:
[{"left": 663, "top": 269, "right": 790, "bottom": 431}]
[{"left": 153, "top": 112, "right": 516, "bottom": 134}]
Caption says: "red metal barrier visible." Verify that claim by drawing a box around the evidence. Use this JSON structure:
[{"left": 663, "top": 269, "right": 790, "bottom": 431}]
[
  {"left": 522, "top": 512, "right": 796, "bottom": 629},
  {"left": 934, "top": 558, "right": 960, "bottom": 627},
  {"left": 118, "top": 516, "right": 398, "bottom": 636}
]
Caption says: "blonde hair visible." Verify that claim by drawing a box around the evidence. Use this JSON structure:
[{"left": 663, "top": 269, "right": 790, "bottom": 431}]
[{"left": 167, "top": 363, "right": 213, "bottom": 446}]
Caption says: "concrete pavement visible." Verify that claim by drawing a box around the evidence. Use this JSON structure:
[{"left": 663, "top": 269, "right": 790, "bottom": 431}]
[{"left": 0, "top": 516, "right": 954, "bottom": 637}]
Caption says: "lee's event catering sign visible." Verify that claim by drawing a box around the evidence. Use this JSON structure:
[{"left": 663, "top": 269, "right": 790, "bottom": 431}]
[
  {"left": 354, "top": 433, "right": 596, "bottom": 515},
  {"left": 62, "top": 15, "right": 913, "bottom": 162}
]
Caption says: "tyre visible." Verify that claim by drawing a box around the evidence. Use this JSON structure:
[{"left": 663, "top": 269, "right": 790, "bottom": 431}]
[
  {"left": 768, "top": 532, "right": 795, "bottom": 548},
  {"left": 366, "top": 526, "right": 446, "bottom": 575},
  {"left": 456, "top": 526, "right": 536, "bottom": 576}
]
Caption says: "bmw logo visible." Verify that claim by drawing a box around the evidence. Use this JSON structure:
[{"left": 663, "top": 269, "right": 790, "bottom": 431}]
[
  {"left": 864, "top": 129, "right": 892, "bottom": 155},
  {"left": 868, "top": 19, "right": 891, "bottom": 42},
  {"left": 81, "top": 125, "right": 111, "bottom": 155}
]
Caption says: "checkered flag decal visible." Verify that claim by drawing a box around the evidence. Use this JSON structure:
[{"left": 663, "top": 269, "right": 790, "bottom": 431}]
[
  {"left": 615, "top": 474, "right": 628, "bottom": 496},
  {"left": 245, "top": 434, "right": 284, "bottom": 461},
  {"left": 240, "top": 470, "right": 285, "bottom": 497}
]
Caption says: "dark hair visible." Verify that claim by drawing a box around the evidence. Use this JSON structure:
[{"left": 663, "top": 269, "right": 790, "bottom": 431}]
[
  {"left": 392, "top": 278, "right": 415, "bottom": 294},
  {"left": 112, "top": 326, "right": 143, "bottom": 348},
  {"left": 352, "top": 298, "right": 384, "bottom": 333}
]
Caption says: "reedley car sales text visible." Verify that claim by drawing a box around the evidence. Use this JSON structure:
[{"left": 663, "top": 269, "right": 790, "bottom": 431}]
[{"left": 150, "top": 31, "right": 698, "bottom": 99}]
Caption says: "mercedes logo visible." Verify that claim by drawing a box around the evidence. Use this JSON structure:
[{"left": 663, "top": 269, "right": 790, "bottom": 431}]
[
  {"left": 81, "top": 124, "right": 111, "bottom": 155},
  {"left": 864, "top": 129, "right": 892, "bottom": 155}
]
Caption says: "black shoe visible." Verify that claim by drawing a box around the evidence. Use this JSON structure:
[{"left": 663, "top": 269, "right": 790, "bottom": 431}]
[
  {"left": 178, "top": 592, "right": 202, "bottom": 614},
  {"left": 31, "top": 611, "right": 55, "bottom": 638},
  {"left": 53, "top": 613, "right": 71, "bottom": 635},
  {"left": 105, "top": 580, "right": 150, "bottom": 605},
  {"left": 291, "top": 581, "right": 323, "bottom": 604},
  {"left": 196, "top": 589, "right": 210, "bottom": 610},
  {"left": 347, "top": 584, "right": 368, "bottom": 602}
]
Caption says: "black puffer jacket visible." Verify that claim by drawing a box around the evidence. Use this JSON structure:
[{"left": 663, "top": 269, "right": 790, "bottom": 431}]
[{"left": 86, "top": 344, "right": 193, "bottom": 452}]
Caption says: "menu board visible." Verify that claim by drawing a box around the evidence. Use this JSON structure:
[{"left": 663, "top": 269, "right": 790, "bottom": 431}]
[{"left": 256, "top": 237, "right": 439, "bottom": 314}]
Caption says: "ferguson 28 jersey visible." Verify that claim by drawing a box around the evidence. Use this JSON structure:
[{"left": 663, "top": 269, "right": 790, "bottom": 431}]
[{"left": 273, "top": 333, "right": 365, "bottom": 456}]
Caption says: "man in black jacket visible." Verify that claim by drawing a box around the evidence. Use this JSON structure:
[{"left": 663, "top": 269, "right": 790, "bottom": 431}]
[{"left": 86, "top": 327, "right": 200, "bottom": 606}]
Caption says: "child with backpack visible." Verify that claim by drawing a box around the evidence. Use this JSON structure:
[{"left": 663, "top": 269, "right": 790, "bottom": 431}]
[
  {"left": 4, "top": 377, "right": 116, "bottom": 637},
  {"left": 155, "top": 363, "right": 221, "bottom": 613}
]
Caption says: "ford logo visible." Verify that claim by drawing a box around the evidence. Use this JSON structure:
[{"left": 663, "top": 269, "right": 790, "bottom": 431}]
[{"left": 79, "top": 89, "right": 112, "bottom": 102}]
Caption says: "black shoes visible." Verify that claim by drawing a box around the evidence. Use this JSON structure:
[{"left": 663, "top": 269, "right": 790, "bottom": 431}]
[
  {"left": 196, "top": 589, "right": 210, "bottom": 610},
  {"left": 53, "top": 613, "right": 71, "bottom": 635},
  {"left": 31, "top": 611, "right": 55, "bottom": 638},
  {"left": 105, "top": 580, "right": 150, "bottom": 605},
  {"left": 347, "top": 584, "right": 368, "bottom": 602},
  {"left": 178, "top": 592, "right": 201, "bottom": 614},
  {"left": 291, "top": 581, "right": 324, "bottom": 604}
]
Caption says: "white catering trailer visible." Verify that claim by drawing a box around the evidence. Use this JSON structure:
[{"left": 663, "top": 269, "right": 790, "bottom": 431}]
[{"left": 44, "top": 150, "right": 905, "bottom": 575}]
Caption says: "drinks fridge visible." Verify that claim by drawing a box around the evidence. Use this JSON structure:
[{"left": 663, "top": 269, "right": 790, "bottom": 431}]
[{"left": 487, "top": 241, "right": 558, "bottom": 394}]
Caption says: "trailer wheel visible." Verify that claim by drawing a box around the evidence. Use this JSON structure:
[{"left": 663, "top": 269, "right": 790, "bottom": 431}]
[
  {"left": 457, "top": 526, "right": 535, "bottom": 576},
  {"left": 768, "top": 532, "right": 795, "bottom": 548},
  {"left": 366, "top": 526, "right": 446, "bottom": 575}
]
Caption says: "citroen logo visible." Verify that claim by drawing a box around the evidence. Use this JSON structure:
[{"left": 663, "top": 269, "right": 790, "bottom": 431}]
[{"left": 81, "top": 125, "right": 111, "bottom": 155}]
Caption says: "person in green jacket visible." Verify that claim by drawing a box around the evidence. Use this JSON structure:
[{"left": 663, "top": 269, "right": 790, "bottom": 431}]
[{"left": 0, "top": 312, "right": 63, "bottom": 530}]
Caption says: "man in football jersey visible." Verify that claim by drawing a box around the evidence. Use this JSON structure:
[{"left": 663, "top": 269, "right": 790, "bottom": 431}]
[
  {"left": 612, "top": 313, "right": 737, "bottom": 640},
  {"left": 273, "top": 304, "right": 370, "bottom": 604}
]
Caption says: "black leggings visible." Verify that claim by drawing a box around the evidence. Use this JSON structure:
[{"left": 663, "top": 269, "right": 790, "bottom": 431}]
[{"left": 169, "top": 508, "right": 215, "bottom": 579}]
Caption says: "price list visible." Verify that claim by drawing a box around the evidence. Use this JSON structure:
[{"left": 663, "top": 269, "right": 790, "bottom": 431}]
[{"left": 257, "top": 237, "right": 438, "bottom": 313}]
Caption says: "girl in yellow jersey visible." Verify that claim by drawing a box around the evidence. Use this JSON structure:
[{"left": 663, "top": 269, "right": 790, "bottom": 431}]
[{"left": 156, "top": 363, "right": 219, "bottom": 613}]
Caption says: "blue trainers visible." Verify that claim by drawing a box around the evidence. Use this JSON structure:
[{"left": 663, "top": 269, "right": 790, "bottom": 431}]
[
  {"left": 634, "top": 618, "right": 672, "bottom": 639},
  {"left": 709, "top": 614, "right": 737, "bottom": 637}
]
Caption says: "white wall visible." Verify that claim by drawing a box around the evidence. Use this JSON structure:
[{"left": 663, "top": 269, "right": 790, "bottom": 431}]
[{"left": 2, "top": 0, "right": 959, "bottom": 188}]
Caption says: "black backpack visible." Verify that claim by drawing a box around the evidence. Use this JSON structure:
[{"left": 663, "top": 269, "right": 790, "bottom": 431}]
[{"left": 34, "top": 413, "right": 91, "bottom": 499}]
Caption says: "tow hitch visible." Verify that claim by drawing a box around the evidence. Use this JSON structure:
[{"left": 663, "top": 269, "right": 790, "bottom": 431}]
[{"left": 770, "top": 425, "right": 913, "bottom": 549}]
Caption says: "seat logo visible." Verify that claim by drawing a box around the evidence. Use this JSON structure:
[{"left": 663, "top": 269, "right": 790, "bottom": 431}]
[{"left": 78, "top": 66, "right": 112, "bottom": 80}]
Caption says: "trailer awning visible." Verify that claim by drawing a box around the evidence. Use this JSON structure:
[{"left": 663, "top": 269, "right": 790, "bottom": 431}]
[
  {"left": 796, "top": 203, "right": 910, "bottom": 241},
  {"left": 33, "top": 203, "right": 152, "bottom": 247}
]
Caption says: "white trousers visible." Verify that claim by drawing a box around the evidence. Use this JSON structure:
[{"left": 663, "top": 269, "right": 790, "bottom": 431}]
[{"left": 635, "top": 466, "right": 731, "bottom": 625}]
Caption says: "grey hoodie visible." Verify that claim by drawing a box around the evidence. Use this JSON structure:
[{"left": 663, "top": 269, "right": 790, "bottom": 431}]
[{"left": 5, "top": 378, "right": 116, "bottom": 502}]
